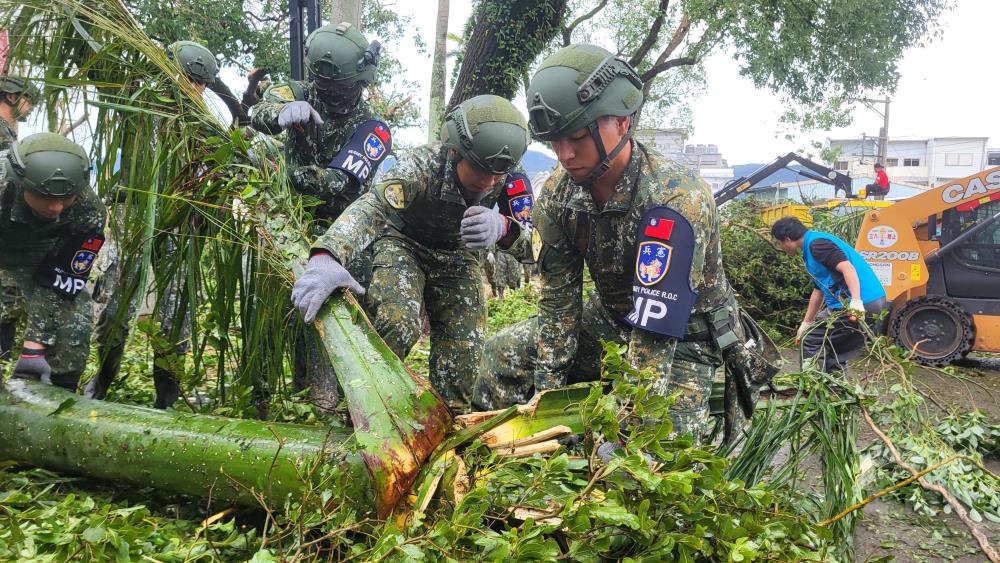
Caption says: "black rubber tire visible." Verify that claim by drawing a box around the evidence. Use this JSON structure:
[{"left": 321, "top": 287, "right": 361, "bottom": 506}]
[{"left": 889, "top": 296, "right": 975, "bottom": 367}]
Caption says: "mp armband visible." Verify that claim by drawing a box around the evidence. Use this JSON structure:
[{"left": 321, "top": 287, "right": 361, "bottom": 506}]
[
  {"left": 625, "top": 206, "right": 698, "bottom": 338},
  {"left": 34, "top": 232, "right": 105, "bottom": 298},
  {"left": 325, "top": 120, "right": 392, "bottom": 185},
  {"left": 496, "top": 172, "right": 534, "bottom": 228}
]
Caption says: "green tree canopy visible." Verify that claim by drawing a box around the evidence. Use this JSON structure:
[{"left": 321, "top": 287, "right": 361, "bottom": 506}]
[{"left": 555, "top": 0, "right": 949, "bottom": 133}]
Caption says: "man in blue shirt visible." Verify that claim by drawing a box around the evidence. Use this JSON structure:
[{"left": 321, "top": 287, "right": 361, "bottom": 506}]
[{"left": 771, "top": 217, "right": 887, "bottom": 372}]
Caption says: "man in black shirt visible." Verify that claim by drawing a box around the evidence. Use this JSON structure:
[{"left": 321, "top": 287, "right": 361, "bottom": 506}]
[{"left": 771, "top": 217, "right": 887, "bottom": 372}]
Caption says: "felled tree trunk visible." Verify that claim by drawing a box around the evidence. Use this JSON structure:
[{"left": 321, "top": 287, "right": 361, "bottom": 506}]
[
  {"left": 0, "top": 379, "right": 372, "bottom": 509},
  {"left": 262, "top": 201, "right": 453, "bottom": 518}
]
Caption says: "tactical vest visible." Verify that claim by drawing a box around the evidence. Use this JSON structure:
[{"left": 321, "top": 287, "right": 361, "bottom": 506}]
[{"left": 387, "top": 151, "right": 502, "bottom": 251}]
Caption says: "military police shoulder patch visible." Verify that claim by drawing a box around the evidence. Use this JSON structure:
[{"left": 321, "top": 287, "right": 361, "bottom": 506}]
[
  {"left": 625, "top": 206, "right": 698, "bottom": 339},
  {"left": 264, "top": 83, "right": 300, "bottom": 103},
  {"left": 34, "top": 231, "right": 105, "bottom": 298},
  {"left": 326, "top": 120, "right": 393, "bottom": 185},
  {"left": 531, "top": 228, "right": 543, "bottom": 262},
  {"left": 381, "top": 182, "right": 407, "bottom": 210},
  {"left": 497, "top": 172, "right": 534, "bottom": 228}
]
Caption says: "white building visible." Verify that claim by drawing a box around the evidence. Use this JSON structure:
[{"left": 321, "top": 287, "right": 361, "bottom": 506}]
[
  {"left": 635, "top": 128, "right": 686, "bottom": 161},
  {"left": 700, "top": 168, "right": 735, "bottom": 193},
  {"left": 988, "top": 148, "right": 1000, "bottom": 167},
  {"left": 826, "top": 136, "right": 989, "bottom": 187},
  {"left": 635, "top": 129, "right": 734, "bottom": 190}
]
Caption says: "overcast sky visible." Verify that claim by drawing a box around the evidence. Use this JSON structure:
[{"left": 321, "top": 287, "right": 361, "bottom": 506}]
[
  {"left": 383, "top": 0, "right": 998, "bottom": 165},
  {"left": 34, "top": 0, "right": 993, "bottom": 167}
]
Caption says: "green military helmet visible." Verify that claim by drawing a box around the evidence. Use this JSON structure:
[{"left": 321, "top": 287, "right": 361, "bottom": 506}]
[
  {"left": 0, "top": 76, "right": 41, "bottom": 105},
  {"left": 305, "top": 22, "right": 379, "bottom": 85},
  {"left": 526, "top": 44, "right": 643, "bottom": 141},
  {"left": 167, "top": 41, "right": 219, "bottom": 84},
  {"left": 526, "top": 44, "right": 644, "bottom": 184},
  {"left": 5, "top": 132, "right": 91, "bottom": 197},
  {"left": 441, "top": 94, "right": 529, "bottom": 175}
]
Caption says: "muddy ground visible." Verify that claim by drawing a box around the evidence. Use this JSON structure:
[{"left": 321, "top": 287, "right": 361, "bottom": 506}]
[{"left": 775, "top": 350, "right": 999, "bottom": 562}]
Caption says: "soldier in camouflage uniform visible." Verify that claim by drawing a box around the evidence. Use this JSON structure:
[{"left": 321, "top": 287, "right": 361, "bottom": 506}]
[
  {"left": 291, "top": 95, "right": 531, "bottom": 411},
  {"left": 473, "top": 45, "right": 742, "bottom": 442},
  {"left": 251, "top": 22, "right": 382, "bottom": 229},
  {"left": 85, "top": 41, "right": 219, "bottom": 407},
  {"left": 1, "top": 133, "right": 104, "bottom": 390},
  {"left": 251, "top": 23, "right": 384, "bottom": 407},
  {"left": 485, "top": 247, "right": 522, "bottom": 299},
  {"left": 0, "top": 76, "right": 40, "bottom": 360}
]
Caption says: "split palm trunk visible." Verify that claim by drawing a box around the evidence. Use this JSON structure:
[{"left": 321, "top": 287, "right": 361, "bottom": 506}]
[{"left": 0, "top": 379, "right": 372, "bottom": 509}]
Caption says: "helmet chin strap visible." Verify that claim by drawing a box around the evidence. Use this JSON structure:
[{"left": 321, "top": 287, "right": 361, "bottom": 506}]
[{"left": 580, "top": 115, "right": 636, "bottom": 188}]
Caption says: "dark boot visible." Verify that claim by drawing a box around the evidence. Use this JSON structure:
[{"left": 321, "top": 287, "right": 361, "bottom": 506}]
[
  {"left": 83, "top": 342, "right": 126, "bottom": 399},
  {"left": 152, "top": 364, "right": 182, "bottom": 409},
  {"left": 0, "top": 320, "right": 15, "bottom": 361}
]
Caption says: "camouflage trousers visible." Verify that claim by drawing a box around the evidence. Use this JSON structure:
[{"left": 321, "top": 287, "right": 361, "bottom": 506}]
[
  {"left": 474, "top": 294, "right": 720, "bottom": 441},
  {"left": 2, "top": 266, "right": 93, "bottom": 390},
  {"left": 368, "top": 235, "right": 486, "bottom": 411},
  {"left": 88, "top": 220, "right": 189, "bottom": 404},
  {"left": 0, "top": 269, "right": 25, "bottom": 358},
  {"left": 483, "top": 248, "right": 522, "bottom": 298},
  {"left": 290, "top": 245, "right": 373, "bottom": 412}
]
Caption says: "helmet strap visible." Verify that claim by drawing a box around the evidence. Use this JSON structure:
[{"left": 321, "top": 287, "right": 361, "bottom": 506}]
[{"left": 580, "top": 114, "right": 636, "bottom": 187}]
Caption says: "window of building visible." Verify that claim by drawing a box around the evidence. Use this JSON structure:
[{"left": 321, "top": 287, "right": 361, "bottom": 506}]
[
  {"left": 834, "top": 161, "right": 848, "bottom": 171},
  {"left": 945, "top": 153, "right": 974, "bottom": 166},
  {"left": 989, "top": 153, "right": 1000, "bottom": 166},
  {"left": 903, "top": 158, "right": 920, "bottom": 167},
  {"left": 885, "top": 158, "right": 899, "bottom": 167}
]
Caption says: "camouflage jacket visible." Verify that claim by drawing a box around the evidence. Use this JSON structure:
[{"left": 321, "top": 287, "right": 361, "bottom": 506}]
[
  {"left": 0, "top": 178, "right": 105, "bottom": 342},
  {"left": 0, "top": 120, "right": 16, "bottom": 151},
  {"left": 251, "top": 81, "right": 377, "bottom": 220},
  {"left": 532, "top": 141, "right": 732, "bottom": 390},
  {"left": 313, "top": 143, "right": 528, "bottom": 264}
]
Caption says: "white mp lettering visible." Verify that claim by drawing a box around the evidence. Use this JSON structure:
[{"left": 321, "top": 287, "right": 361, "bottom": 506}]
[
  {"left": 56, "top": 275, "right": 74, "bottom": 292},
  {"left": 341, "top": 153, "right": 372, "bottom": 181},
  {"left": 639, "top": 298, "right": 668, "bottom": 326},
  {"left": 73, "top": 278, "right": 86, "bottom": 293}
]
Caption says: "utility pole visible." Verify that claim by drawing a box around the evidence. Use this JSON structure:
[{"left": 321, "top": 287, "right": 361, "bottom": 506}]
[
  {"left": 850, "top": 98, "right": 891, "bottom": 166},
  {"left": 330, "top": 0, "right": 363, "bottom": 29}
]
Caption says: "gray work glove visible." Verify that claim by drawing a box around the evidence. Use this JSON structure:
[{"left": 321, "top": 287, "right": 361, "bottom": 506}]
[
  {"left": 291, "top": 253, "right": 365, "bottom": 323},
  {"left": 277, "top": 100, "right": 324, "bottom": 130},
  {"left": 461, "top": 206, "right": 509, "bottom": 249},
  {"left": 11, "top": 348, "right": 52, "bottom": 384}
]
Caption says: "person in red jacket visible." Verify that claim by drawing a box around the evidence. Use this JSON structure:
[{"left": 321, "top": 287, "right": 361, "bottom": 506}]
[{"left": 865, "top": 162, "right": 890, "bottom": 200}]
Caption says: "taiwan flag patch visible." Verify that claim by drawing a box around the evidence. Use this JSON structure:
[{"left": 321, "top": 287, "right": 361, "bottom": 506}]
[
  {"left": 498, "top": 172, "right": 534, "bottom": 227},
  {"left": 625, "top": 206, "right": 698, "bottom": 339}
]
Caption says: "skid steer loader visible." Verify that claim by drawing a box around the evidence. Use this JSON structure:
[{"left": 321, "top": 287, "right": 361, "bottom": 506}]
[{"left": 854, "top": 167, "right": 1000, "bottom": 365}]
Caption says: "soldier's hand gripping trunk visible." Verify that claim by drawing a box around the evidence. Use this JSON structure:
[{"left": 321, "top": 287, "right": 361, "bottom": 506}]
[
  {"left": 291, "top": 253, "right": 365, "bottom": 323},
  {"left": 460, "top": 206, "right": 509, "bottom": 249},
  {"left": 11, "top": 347, "right": 52, "bottom": 384},
  {"left": 277, "top": 101, "right": 324, "bottom": 130}
]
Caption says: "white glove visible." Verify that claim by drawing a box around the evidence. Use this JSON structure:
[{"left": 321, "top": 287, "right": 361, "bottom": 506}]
[
  {"left": 291, "top": 253, "right": 365, "bottom": 323},
  {"left": 461, "top": 206, "right": 509, "bottom": 249},
  {"left": 796, "top": 321, "right": 814, "bottom": 343},
  {"left": 277, "top": 101, "right": 324, "bottom": 130},
  {"left": 848, "top": 298, "right": 865, "bottom": 316}
]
